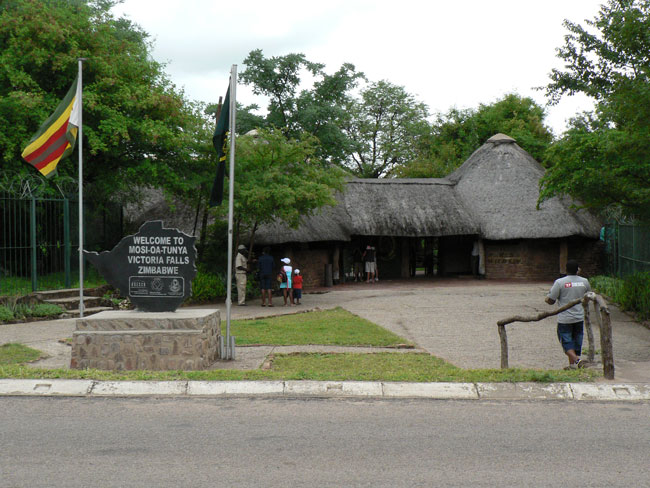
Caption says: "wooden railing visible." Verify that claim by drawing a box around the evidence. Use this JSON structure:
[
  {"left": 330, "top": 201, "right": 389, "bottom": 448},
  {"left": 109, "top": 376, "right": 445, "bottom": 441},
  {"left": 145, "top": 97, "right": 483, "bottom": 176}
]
[{"left": 497, "top": 292, "right": 614, "bottom": 379}]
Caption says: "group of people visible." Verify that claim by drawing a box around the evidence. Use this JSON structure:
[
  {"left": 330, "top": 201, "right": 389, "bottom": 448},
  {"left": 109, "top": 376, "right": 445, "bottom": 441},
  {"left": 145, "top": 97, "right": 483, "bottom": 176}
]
[
  {"left": 353, "top": 245, "right": 378, "bottom": 283},
  {"left": 235, "top": 245, "right": 303, "bottom": 307}
]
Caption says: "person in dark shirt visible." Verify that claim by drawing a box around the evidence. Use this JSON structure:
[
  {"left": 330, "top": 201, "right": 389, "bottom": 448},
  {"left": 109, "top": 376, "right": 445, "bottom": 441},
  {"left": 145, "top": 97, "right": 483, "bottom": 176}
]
[{"left": 257, "top": 247, "right": 275, "bottom": 307}]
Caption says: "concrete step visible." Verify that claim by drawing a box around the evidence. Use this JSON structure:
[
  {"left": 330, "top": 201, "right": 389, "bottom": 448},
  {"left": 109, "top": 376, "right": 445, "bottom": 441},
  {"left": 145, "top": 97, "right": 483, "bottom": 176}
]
[
  {"left": 33, "top": 285, "right": 113, "bottom": 301},
  {"left": 34, "top": 288, "right": 82, "bottom": 300},
  {"left": 43, "top": 296, "right": 106, "bottom": 311},
  {"left": 61, "top": 306, "right": 114, "bottom": 318}
]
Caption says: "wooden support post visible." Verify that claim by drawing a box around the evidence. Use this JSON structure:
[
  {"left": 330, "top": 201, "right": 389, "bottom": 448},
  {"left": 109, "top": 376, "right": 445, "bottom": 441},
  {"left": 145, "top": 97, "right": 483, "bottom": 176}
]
[
  {"left": 582, "top": 297, "right": 595, "bottom": 363},
  {"left": 498, "top": 324, "right": 508, "bottom": 369},
  {"left": 598, "top": 304, "right": 615, "bottom": 380},
  {"left": 591, "top": 300, "right": 603, "bottom": 363}
]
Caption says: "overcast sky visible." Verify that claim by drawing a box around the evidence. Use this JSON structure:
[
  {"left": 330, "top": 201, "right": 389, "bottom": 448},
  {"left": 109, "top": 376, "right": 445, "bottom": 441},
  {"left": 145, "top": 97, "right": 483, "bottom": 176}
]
[{"left": 111, "top": 0, "right": 604, "bottom": 136}]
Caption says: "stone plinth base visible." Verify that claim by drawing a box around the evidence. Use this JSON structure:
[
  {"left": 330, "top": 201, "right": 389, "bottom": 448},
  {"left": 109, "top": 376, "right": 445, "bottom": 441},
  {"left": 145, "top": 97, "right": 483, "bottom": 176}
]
[{"left": 70, "top": 309, "right": 220, "bottom": 371}]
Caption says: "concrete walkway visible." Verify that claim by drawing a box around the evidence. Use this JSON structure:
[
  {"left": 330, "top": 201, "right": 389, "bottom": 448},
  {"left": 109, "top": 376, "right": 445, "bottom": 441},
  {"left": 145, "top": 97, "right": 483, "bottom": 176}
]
[{"left": 2, "top": 278, "right": 650, "bottom": 387}]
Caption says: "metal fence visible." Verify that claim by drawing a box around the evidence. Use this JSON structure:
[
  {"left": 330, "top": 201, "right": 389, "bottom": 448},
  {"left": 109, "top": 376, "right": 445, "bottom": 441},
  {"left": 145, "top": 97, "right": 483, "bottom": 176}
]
[
  {"left": 602, "top": 222, "right": 650, "bottom": 277},
  {"left": 0, "top": 193, "right": 123, "bottom": 296}
]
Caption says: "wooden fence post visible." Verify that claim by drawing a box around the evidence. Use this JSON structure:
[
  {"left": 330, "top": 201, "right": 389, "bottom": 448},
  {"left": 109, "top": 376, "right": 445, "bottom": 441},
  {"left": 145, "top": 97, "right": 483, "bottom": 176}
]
[
  {"left": 498, "top": 324, "right": 508, "bottom": 369},
  {"left": 582, "top": 297, "right": 595, "bottom": 363},
  {"left": 594, "top": 295, "right": 615, "bottom": 380}
]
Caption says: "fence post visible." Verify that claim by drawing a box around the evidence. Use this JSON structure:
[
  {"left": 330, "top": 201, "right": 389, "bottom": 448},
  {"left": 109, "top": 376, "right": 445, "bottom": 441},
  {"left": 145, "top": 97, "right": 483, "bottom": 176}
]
[
  {"left": 498, "top": 324, "right": 508, "bottom": 369},
  {"left": 595, "top": 297, "right": 615, "bottom": 380},
  {"left": 30, "top": 197, "right": 37, "bottom": 292},
  {"left": 582, "top": 297, "right": 595, "bottom": 363}
]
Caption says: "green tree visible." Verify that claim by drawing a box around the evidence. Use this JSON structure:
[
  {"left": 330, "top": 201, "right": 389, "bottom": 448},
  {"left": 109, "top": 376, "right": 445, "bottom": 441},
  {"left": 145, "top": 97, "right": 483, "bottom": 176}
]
[
  {"left": 342, "top": 80, "right": 430, "bottom": 178},
  {"left": 239, "top": 49, "right": 363, "bottom": 165},
  {"left": 0, "top": 0, "right": 203, "bottom": 204},
  {"left": 217, "top": 128, "right": 346, "bottom": 250},
  {"left": 396, "top": 94, "right": 553, "bottom": 178},
  {"left": 541, "top": 0, "right": 650, "bottom": 219}
]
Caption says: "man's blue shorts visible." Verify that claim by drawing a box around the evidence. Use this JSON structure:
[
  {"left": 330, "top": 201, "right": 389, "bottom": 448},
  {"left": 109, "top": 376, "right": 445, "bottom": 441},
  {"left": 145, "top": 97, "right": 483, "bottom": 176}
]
[
  {"left": 557, "top": 322, "right": 584, "bottom": 355},
  {"left": 259, "top": 274, "right": 272, "bottom": 290}
]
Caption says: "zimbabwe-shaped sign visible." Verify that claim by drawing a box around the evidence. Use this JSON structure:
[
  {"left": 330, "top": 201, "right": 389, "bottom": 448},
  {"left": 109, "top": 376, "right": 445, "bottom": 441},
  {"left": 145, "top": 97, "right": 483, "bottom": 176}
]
[{"left": 84, "top": 221, "right": 197, "bottom": 312}]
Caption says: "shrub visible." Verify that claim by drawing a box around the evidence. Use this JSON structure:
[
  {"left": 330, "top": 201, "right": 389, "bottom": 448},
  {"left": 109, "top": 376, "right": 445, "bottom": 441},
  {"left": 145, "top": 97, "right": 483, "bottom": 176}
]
[
  {"left": 0, "top": 306, "right": 14, "bottom": 322},
  {"left": 590, "top": 275, "right": 624, "bottom": 301},
  {"left": 191, "top": 271, "right": 227, "bottom": 302},
  {"left": 30, "top": 304, "right": 64, "bottom": 317},
  {"left": 619, "top": 272, "right": 650, "bottom": 321}
]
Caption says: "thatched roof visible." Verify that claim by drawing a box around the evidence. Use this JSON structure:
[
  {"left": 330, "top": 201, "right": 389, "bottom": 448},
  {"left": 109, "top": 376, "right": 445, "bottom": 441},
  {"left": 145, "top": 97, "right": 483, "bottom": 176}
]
[
  {"left": 252, "top": 193, "right": 353, "bottom": 245},
  {"left": 448, "top": 134, "right": 601, "bottom": 240},
  {"left": 253, "top": 179, "right": 479, "bottom": 245},
  {"left": 343, "top": 179, "right": 478, "bottom": 237}
]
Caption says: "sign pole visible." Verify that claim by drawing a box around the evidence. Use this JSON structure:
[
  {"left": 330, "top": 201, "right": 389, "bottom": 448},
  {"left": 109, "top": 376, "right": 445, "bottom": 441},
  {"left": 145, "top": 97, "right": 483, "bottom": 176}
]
[
  {"left": 77, "top": 58, "right": 86, "bottom": 318},
  {"left": 225, "top": 65, "right": 237, "bottom": 360}
]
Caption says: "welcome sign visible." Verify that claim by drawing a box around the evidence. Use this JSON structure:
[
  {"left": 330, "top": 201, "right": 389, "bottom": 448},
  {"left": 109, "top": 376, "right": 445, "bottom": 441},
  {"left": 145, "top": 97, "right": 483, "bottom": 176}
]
[{"left": 85, "top": 221, "right": 197, "bottom": 312}]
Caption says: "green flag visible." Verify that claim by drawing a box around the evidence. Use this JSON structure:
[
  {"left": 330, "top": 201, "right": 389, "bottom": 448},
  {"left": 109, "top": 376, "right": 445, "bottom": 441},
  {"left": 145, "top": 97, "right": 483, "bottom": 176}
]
[{"left": 209, "top": 83, "right": 230, "bottom": 206}]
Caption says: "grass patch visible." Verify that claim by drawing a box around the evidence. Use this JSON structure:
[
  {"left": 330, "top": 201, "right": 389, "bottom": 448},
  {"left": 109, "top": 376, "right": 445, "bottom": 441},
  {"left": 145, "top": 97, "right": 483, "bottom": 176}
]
[
  {"left": 0, "top": 352, "right": 598, "bottom": 383},
  {"left": 231, "top": 307, "right": 410, "bottom": 347},
  {"left": 0, "top": 343, "right": 44, "bottom": 365},
  {"left": 269, "top": 353, "right": 599, "bottom": 383}
]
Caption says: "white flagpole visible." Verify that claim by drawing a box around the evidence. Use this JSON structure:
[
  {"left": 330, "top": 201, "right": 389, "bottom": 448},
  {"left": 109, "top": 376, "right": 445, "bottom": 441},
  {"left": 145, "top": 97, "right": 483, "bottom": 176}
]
[
  {"left": 225, "top": 64, "right": 237, "bottom": 360},
  {"left": 77, "top": 58, "right": 86, "bottom": 318}
]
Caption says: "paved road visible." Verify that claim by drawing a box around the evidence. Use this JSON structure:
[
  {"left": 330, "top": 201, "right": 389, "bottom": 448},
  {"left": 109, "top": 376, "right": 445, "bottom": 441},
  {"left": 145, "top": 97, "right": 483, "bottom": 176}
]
[{"left": 1, "top": 396, "right": 649, "bottom": 487}]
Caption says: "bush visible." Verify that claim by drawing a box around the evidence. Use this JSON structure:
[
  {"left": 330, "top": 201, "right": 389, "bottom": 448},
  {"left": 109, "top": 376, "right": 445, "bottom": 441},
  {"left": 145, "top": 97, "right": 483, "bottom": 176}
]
[
  {"left": 590, "top": 275, "right": 624, "bottom": 301},
  {"left": 0, "top": 306, "right": 14, "bottom": 322},
  {"left": 190, "top": 269, "right": 261, "bottom": 303},
  {"left": 30, "top": 303, "right": 64, "bottom": 317},
  {"left": 191, "top": 270, "right": 227, "bottom": 302},
  {"left": 591, "top": 273, "right": 650, "bottom": 321},
  {"left": 619, "top": 272, "right": 650, "bottom": 321}
]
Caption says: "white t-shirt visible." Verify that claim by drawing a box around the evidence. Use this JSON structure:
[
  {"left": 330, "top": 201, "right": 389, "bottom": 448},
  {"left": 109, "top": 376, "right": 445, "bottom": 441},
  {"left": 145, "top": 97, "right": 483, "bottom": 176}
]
[{"left": 547, "top": 275, "right": 591, "bottom": 323}]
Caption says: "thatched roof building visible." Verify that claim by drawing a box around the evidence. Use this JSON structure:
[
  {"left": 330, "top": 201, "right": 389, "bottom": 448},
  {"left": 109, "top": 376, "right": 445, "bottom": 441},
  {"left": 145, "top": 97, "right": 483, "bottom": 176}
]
[
  {"left": 254, "top": 133, "right": 603, "bottom": 283},
  {"left": 124, "top": 133, "right": 604, "bottom": 283},
  {"left": 256, "top": 134, "right": 600, "bottom": 245}
]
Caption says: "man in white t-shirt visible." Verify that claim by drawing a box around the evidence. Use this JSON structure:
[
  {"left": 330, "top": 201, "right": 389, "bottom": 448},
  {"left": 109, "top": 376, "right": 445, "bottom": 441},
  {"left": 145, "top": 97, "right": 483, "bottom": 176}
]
[{"left": 545, "top": 259, "right": 591, "bottom": 369}]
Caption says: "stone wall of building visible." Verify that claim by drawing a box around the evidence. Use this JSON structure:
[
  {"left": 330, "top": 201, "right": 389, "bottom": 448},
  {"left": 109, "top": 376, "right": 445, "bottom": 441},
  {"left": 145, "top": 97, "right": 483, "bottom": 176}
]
[
  {"left": 70, "top": 309, "right": 220, "bottom": 371},
  {"left": 484, "top": 238, "right": 603, "bottom": 281}
]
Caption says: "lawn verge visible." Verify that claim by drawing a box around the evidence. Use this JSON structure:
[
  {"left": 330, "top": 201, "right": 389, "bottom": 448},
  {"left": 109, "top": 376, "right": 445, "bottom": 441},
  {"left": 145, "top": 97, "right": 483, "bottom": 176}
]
[{"left": 0, "top": 352, "right": 598, "bottom": 383}]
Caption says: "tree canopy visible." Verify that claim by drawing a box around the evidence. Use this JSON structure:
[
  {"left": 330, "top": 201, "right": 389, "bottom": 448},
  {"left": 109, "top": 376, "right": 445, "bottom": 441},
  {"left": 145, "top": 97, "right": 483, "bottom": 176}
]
[
  {"left": 0, "top": 0, "right": 203, "bottom": 203},
  {"left": 239, "top": 49, "right": 364, "bottom": 166},
  {"left": 221, "top": 128, "right": 346, "bottom": 248},
  {"left": 541, "top": 0, "right": 650, "bottom": 220},
  {"left": 396, "top": 94, "right": 553, "bottom": 178},
  {"left": 343, "top": 80, "right": 430, "bottom": 178}
]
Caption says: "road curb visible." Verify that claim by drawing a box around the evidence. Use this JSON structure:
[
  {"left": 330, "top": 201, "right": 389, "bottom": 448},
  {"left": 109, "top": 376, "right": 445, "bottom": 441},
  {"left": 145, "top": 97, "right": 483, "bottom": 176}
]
[{"left": 1, "top": 379, "right": 649, "bottom": 401}]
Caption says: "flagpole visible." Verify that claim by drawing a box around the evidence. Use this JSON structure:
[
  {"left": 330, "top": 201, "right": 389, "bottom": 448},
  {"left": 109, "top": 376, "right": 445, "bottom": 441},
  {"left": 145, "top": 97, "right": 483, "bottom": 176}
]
[
  {"left": 225, "top": 64, "right": 237, "bottom": 360},
  {"left": 78, "top": 58, "right": 86, "bottom": 318}
]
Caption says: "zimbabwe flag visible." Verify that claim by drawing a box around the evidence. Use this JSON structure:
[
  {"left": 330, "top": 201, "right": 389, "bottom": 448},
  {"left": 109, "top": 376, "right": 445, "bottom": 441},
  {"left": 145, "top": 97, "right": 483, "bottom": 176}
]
[{"left": 22, "top": 77, "right": 81, "bottom": 178}]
